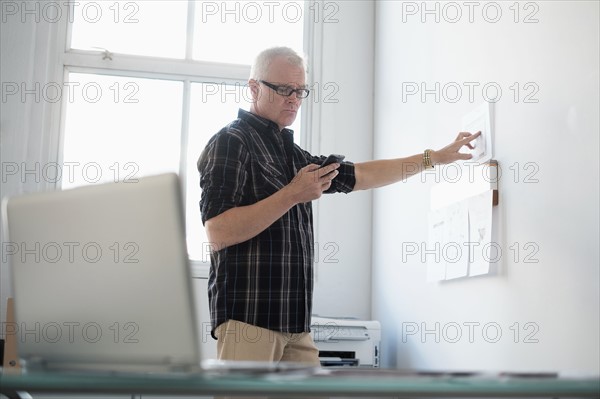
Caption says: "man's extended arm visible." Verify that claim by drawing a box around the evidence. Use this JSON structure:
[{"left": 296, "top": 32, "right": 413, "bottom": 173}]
[
  {"left": 205, "top": 132, "right": 480, "bottom": 248},
  {"left": 353, "top": 132, "right": 480, "bottom": 191}
]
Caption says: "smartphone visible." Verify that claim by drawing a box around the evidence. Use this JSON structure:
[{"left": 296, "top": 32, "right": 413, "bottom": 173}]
[{"left": 319, "top": 154, "right": 345, "bottom": 168}]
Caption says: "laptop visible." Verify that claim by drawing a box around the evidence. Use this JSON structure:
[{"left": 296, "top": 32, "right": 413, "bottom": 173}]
[{"left": 2, "top": 173, "right": 202, "bottom": 373}]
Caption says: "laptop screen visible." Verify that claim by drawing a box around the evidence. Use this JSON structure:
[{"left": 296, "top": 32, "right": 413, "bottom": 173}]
[{"left": 2, "top": 173, "right": 201, "bottom": 372}]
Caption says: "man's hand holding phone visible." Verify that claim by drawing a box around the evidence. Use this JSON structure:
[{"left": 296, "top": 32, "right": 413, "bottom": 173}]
[
  {"left": 319, "top": 154, "right": 345, "bottom": 168},
  {"left": 284, "top": 154, "right": 345, "bottom": 204}
]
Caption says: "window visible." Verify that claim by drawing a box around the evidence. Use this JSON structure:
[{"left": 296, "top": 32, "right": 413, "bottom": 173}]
[{"left": 60, "top": 1, "right": 308, "bottom": 262}]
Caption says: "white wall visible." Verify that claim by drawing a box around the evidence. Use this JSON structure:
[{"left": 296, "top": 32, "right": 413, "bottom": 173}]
[
  {"left": 311, "top": 1, "right": 374, "bottom": 320},
  {"left": 372, "top": 1, "right": 599, "bottom": 373}
]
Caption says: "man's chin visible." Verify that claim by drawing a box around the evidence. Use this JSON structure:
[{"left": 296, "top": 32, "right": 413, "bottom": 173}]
[{"left": 281, "top": 115, "right": 297, "bottom": 127}]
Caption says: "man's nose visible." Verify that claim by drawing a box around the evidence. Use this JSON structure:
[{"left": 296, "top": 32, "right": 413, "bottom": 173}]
[{"left": 287, "top": 91, "right": 301, "bottom": 102}]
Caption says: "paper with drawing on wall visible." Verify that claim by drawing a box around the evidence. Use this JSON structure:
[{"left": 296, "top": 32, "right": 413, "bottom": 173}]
[{"left": 467, "top": 190, "right": 493, "bottom": 276}]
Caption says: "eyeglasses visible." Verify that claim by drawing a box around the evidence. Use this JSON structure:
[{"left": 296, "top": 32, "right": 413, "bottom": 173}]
[{"left": 259, "top": 80, "right": 310, "bottom": 99}]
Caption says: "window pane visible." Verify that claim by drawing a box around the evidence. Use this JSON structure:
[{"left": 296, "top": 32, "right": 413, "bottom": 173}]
[
  {"left": 193, "top": 1, "right": 304, "bottom": 64},
  {"left": 61, "top": 73, "right": 183, "bottom": 189},
  {"left": 69, "top": 1, "right": 188, "bottom": 59},
  {"left": 185, "top": 82, "right": 301, "bottom": 261}
]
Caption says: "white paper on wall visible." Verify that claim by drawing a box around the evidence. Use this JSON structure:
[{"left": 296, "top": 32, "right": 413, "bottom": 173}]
[
  {"left": 467, "top": 190, "right": 494, "bottom": 276},
  {"left": 427, "top": 209, "right": 447, "bottom": 282},
  {"left": 462, "top": 102, "right": 493, "bottom": 164},
  {"left": 427, "top": 190, "right": 494, "bottom": 282},
  {"left": 444, "top": 201, "right": 469, "bottom": 280}
]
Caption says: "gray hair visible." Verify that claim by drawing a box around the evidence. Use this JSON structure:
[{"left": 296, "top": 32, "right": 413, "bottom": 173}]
[{"left": 250, "top": 47, "right": 307, "bottom": 81}]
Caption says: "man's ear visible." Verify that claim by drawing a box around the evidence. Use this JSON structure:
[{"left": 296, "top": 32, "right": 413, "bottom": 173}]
[{"left": 248, "top": 79, "right": 259, "bottom": 103}]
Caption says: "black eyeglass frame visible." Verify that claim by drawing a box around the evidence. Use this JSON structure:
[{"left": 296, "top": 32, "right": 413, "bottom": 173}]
[{"left": 259, "top": 80, "right": 310, "bottom": 99}]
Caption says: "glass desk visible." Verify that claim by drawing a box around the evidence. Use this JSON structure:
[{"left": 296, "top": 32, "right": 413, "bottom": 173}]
[{"left": 1, "top": 368, "right": 599, "bottom": 398}]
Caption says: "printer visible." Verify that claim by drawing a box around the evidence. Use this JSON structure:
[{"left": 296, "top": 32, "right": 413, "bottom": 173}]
[{"left": 310, "top": 316, "right": 381, "bottom": 368}]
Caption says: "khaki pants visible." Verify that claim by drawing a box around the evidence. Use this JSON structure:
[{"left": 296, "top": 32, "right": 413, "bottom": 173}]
[{"left": 215, "top": 319, "right": 321, "bottom": 366}]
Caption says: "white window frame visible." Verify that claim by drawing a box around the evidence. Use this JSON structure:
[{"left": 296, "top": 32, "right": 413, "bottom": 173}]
[{"left": 40, "top": 1, "right": 323, "bottom": 277}]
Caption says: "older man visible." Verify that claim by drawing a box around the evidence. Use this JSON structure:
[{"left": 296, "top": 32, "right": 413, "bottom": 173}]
[{"left": 198, "top": 47, "right": 480, "bottom": 365}]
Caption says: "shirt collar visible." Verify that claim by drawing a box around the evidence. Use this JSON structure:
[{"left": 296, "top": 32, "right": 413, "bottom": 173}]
[{"left": 237, "top": 109, "right": 294, "bottom": 138}]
